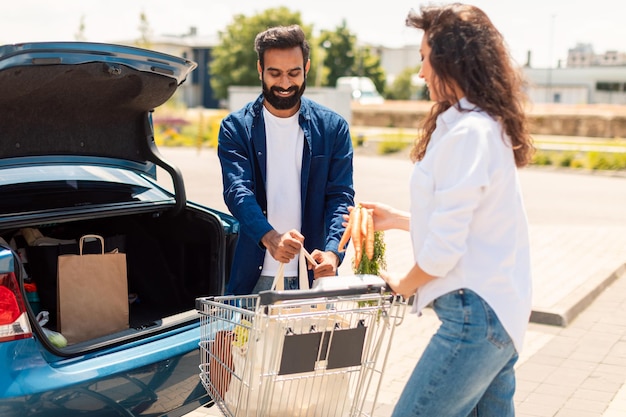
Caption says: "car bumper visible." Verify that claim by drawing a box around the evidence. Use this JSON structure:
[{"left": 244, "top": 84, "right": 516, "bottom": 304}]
[{"left": 0, "top": 326, "right": 210, "bottom": 417}]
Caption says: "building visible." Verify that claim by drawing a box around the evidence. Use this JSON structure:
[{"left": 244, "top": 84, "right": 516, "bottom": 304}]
[
  {"left": 118, "top": 27, "right": 220, "bottom": 109},
  {"left": 374, "top": 42, "right": 626, "bottom": 105},
  {"left": 523, "top": 67, "right": 626, "bottom": 105},
  {"left": 121, "top": 29, "right": 626, "bottom": 108},
  {"left": 567, "top": 43, "right": 626, "bottom": 68},
  {"left": 376, "top": 44, "right": 421, "bottom": 84},
  {"left": 523, "top": 44, "right": 626, "bottom": 104}
]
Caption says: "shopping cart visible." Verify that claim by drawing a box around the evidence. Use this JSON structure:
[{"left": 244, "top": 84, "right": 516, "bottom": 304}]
[{"left": 196, "top": 275, "right": 405, "bottom": 417}]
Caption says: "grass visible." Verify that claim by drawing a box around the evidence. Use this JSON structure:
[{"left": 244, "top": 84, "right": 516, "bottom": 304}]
[
  {"left": 350, "top": 128, "right": 626, "bottom": 172},
  {"left": 153, "top": 109, "right": 228, "bottom": 148},
  {"left": 153, "top": 109, "right": 626, "bottom": 173},
  {"left": 351, "top": 129, "right": 414, "bottom": 155},
  {"left": 532, "top": 149, "right": 626, "bottom": 171}
]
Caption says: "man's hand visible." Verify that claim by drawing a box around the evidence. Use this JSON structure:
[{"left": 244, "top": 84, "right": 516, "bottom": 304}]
[
  {"left": 309, "top": 250, "right": 339, "bottom": 279},
  {"left": 261, "top": 229, "right": 304, "bottom": 263}
]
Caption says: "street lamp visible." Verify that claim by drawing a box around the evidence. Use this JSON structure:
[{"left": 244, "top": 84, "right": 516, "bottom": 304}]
[{"left": 546, "top": 14, "right": 556, "bottom": 103}]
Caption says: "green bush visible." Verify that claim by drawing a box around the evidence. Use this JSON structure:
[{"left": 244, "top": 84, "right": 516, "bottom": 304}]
[
  {"left": 374, "top": 132, "right": 413, "bottom": 155},
  {"left": 557, "top": 152, "right": 576, "bottom": 167},
  {"left": 377, "top": 139, "right": 408, "bottom": 155},
  {"left": 588, "top": 152, "right": 610, "bottom": 170},
  {"left": 530, "top": 149, "right": 626, "bottom": 172},
  {"left": 586, "top": 151, "right": 626, "bottom": 170},
  {"left": 614, "top": 153, "right": 626, "bottom": 169},
  {"left": 353, "top": 133, "right": 366, "bottom": 147},
  {"left": 154, "top": 111, "right": 227, "bottom": 149},
  {"left": 532, "top": 152, "right": 553, "bottom": 166}
]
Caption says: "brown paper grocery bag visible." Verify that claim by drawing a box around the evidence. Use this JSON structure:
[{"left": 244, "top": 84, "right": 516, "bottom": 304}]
[
  {"left": 208, "top": 330, "right": 235, "bottom": 400},
  {"left": 57, "top": 234, "right": 128, "bottom": 344}
]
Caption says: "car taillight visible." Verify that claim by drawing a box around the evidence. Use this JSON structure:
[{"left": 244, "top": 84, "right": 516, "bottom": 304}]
[{"left": 0, "top": 272, "right": 32, "bottom": 342}]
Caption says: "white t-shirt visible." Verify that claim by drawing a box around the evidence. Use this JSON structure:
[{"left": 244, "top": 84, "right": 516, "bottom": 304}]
[
  {"left": 410, "top": 98, "right": 532, "bottom": 353},
  {"left": 261, "top": 107, "right": 304, "bottom": 276}
]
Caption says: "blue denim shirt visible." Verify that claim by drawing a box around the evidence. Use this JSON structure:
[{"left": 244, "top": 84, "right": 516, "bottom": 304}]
[{"left": 218, "top": 94, "right": 355, "bottom": 295}]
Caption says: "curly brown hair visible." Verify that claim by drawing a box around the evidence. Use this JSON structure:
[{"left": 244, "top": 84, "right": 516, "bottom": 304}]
[{"left": 407, "top": 3, "right": 534, "bottom": 167}]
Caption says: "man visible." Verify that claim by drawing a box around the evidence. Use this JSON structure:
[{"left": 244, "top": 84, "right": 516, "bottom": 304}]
[{"left": 218, "top": 24, "right": 355, "bottom": 295}]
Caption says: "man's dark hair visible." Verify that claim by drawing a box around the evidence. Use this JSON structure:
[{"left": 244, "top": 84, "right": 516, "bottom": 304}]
[{"left": 255, "top": 25, "right": 310, "bottom": 69}]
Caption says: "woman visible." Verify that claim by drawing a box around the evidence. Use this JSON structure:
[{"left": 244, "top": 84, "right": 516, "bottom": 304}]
[{"left": 363, "top": 4, "right": 535, "bottom": 416}]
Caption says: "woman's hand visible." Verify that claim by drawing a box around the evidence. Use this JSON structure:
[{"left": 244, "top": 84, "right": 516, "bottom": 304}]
[
  {"left": 379, "top": 270, "right": 418, "bottom": 299},
  {"left": 379, "top": 263, "right": 437, "bottom": 300},
  {"left": 359, "top": 201, "right": 411, "bottom": 232}
]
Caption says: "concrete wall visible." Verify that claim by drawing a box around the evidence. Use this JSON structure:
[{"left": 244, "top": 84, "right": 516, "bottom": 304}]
[
  {"left": 529, "top": 114, "right": 626, "bottom": 138},
  {"left": 351, "top": 101, "right": 626, "bottom": 138}
]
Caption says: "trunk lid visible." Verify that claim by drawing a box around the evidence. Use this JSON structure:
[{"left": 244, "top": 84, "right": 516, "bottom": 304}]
[{"left": 0, "top": 42, "right": 197, "bottom": 212}]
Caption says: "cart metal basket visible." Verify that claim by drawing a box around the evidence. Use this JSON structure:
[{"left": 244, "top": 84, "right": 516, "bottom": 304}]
[{"left": 196, "top": 275, "right": 405, "bottom": 417}]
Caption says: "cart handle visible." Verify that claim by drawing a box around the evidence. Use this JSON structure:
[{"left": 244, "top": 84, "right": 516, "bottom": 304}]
[{"left": 258, "top": 283, "right": 388, "bottom": 305}]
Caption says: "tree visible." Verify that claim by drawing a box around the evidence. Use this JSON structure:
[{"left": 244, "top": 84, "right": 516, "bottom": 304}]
[
  {"left": 136, "top": 11, "right": 152, "bottom": 49},
  {"left": 386, "top": 65, "right": 425, "bottom": 100},
  {"left": 352, "top": 46, "right": 386, "bottom": 95},
  {"left": 316, "top": 21, "right": 356, "bottom": 87},
  {"left": 315, "top": 21, "right": 386, "bottom": 93},
  {"left": 75, "top": 15, "right": 86, "bottom": 41},
  {"left": 209, "top": 7, "right": 314, "bottom": 100}
]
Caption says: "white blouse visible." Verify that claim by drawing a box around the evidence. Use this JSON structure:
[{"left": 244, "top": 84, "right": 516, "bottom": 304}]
[{"left": 410, "top": 98, "right": 532, "bottom": 353}]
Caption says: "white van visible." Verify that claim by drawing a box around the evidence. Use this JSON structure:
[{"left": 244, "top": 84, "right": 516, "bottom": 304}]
[{"left": 336, "top": 76, "right": 384, "bottom": 104}]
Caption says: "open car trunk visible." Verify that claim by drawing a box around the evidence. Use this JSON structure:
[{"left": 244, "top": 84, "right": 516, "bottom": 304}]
[
  {"left": 0, "top": 42, "right": 240, "bottom": 354},
  {"left": 3, "top": 205, "right": 235, "bottom": 353},
  {"left": 0, "top": 42, "right": 242, "bottom": 417}
]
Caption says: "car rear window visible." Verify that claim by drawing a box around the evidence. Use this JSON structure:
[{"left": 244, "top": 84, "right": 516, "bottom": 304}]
[
  {"left": 0, "top": 165, "right": 171, "bottom": 215},
  {"left": 0, "top": 180, "right": 158, "bottom": 214}
]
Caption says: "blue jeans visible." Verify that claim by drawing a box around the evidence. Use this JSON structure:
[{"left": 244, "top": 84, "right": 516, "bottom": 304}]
[
  {"left": 392, "top": 289, "right": 519, "bottom": 417},
  {"left": 251, "top": 275, "right": 299, "bottom": 293}
]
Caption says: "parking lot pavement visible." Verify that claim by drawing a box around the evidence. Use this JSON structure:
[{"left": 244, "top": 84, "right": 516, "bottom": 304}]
[{"left": 161, "top": 146, "right": 626, "bottom": 417}]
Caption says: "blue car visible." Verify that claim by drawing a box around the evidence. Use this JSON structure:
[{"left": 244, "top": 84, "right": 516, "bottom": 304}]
[{"left": 0, "top": 42, "right": 238, "bottom": 416}]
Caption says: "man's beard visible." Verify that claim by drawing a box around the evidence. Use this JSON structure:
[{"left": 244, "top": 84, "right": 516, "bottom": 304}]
[{"left": 262, "top": 79, "right": 306, "bottom": 110}]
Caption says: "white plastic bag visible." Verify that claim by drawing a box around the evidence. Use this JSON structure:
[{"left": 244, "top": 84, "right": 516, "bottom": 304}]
[
  {"left": 224, "top": 249, "right": 351, "bottom": 416},
  {"left": 225, "top": 313, "right": 351, "bottom": 417}
]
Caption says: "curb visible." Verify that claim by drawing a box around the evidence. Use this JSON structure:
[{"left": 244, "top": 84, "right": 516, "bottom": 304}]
[{"left": 530, "top": 262, "right": 626, "bottom": 326}]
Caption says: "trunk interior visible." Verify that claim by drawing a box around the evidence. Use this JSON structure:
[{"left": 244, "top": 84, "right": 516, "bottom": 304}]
[{"left": 2, "top": 206, "right": 234, "bottom": 351}]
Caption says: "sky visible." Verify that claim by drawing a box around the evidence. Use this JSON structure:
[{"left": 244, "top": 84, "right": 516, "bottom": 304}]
[{"left": 2, "top": 0, "right": 624, "bottom": 69}]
